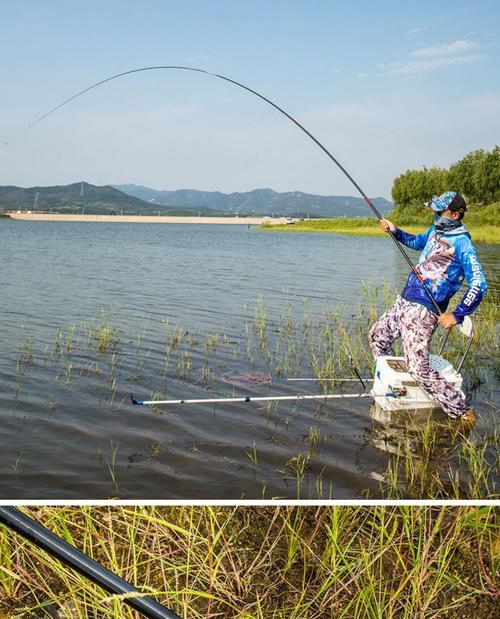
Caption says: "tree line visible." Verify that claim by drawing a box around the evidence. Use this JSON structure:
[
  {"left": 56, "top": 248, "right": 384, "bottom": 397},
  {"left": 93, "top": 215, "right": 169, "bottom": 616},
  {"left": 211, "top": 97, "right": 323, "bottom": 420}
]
[{"left": 391, "top": 146, "right": 499, "bottom": 207}]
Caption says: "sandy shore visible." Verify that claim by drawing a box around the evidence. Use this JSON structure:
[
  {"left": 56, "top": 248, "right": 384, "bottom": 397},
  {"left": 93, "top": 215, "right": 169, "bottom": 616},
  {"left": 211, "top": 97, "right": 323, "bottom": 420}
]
[{"left": 6, "top": 213, "right": 285, "bottom": 225}]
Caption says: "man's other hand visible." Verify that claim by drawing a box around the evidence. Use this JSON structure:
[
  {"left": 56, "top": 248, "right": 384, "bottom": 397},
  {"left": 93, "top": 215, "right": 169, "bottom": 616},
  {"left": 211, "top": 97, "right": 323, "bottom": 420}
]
[{"left": 438, "top": 312, "right": 457, "bottom": 329}]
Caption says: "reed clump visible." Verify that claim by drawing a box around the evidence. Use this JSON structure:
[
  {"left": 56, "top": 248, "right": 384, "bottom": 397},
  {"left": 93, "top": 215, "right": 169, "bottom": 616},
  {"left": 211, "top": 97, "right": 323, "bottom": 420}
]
[{"left": 0, "top": 506, "right": 497, "bottom": 619}]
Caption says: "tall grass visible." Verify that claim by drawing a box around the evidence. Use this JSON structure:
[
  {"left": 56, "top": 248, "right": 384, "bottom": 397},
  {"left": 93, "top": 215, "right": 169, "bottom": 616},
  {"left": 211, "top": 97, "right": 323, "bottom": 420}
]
[{"left": 0, "top": 506, "right": 497, "bottom": 618}]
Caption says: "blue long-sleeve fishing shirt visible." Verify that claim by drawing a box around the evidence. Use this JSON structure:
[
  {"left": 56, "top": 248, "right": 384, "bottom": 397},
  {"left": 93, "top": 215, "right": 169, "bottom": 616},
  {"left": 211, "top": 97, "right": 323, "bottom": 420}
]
[{"left": 394, "top": 224, "right": 487, "bottom": 323}]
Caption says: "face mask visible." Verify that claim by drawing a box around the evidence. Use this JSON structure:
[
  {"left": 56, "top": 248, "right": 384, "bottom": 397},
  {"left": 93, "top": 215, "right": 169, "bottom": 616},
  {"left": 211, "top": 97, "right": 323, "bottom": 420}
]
[{"left": 434, "top": 213, "right": 461, "bottom": 233}]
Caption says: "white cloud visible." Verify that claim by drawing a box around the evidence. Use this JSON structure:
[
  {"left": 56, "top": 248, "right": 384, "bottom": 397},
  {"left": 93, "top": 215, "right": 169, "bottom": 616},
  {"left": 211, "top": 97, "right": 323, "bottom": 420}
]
[
  {"left": 379, "top": 54, "right": 484, "bottom": 76},
  {"left": 379, "top": 39, "right": 486, "bottom": 77},
  {"left": 410, "top": 40, "right": 479, "bottom": 57},
  {"left": 407, "top": 27, "right": 423, "bottom": 35}
]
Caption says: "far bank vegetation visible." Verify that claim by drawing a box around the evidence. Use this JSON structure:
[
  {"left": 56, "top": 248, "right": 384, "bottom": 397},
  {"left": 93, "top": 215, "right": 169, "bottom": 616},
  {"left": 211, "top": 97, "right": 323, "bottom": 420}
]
[{"left": 265, "top": 146, "right": 499, "bottom": 243}]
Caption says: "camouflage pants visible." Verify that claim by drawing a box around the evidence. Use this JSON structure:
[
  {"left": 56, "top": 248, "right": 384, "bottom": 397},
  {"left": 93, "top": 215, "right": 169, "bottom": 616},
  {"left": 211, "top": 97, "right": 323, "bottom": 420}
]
[{"left": 368, "top": 296, "right": 468, "bottom": 418}]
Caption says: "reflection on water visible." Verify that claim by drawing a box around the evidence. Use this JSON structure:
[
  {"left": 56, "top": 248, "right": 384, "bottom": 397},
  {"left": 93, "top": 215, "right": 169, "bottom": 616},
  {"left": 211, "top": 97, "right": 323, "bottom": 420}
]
[
  {"left": 368, "top": 403, "right": 491, "bottom": 498},
  {"left": 0, "top": 220, "right": 498, "bottom": 499}
]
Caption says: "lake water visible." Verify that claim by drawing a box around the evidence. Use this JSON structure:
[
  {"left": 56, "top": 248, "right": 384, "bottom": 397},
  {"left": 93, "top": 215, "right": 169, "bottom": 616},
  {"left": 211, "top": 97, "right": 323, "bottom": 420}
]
[{"left": 0, "top": 220, "right": 498, "bottom": 499}]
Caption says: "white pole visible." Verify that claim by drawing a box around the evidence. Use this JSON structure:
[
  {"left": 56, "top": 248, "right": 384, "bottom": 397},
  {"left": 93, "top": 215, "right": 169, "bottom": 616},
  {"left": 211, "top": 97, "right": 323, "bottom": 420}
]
[
  {"left": 285, "top": 377, "right": 373, "bottom": 382},
  {"left": 131, "top": 392, "right": 374, "bottom": 406}
]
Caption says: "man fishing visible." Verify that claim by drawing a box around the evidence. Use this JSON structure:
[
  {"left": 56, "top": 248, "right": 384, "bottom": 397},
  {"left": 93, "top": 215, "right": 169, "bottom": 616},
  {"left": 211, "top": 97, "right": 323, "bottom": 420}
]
[
  {"left": 28, "top": 66, "right": 489, "bottom": 428},
  {"left": 369, "top": 191, "right": 487, "bottom": 426}
]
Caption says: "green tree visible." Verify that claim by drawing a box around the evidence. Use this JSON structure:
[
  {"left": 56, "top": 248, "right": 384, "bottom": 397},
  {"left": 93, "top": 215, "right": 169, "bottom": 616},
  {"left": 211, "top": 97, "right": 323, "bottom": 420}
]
[
  {"left": 448, "top": 149, "right": 486, "bottom": 202},
  {"left": 391, "top": 166, "right": 449, "bottom": 207},
  {"left": 473, "top": 146, "right": 500, "bottom": 203},
  {"left": 392, "top": 146, "right": 498, "bottom": 206}
]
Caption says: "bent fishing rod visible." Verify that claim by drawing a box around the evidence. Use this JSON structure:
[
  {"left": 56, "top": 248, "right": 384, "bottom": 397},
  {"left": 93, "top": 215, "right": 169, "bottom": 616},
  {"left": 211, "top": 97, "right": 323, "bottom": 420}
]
[
  {"left": 0, "top": 506, "right": 182, "bottom": 619},
  {"left": 29, "top": 65, "right": 442, "bottom": 315}
]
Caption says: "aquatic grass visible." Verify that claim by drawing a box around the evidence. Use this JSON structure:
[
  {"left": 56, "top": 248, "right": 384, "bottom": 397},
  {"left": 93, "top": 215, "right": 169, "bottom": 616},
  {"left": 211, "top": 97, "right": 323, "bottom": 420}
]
[
  {"left": 5, "top": 281, "right": 498, "bottom": 500},
  {"left": 64, "top": 361, "right": 72, "bottom": 384},
  {"left": 97, "top": 324, "right": 118, "bottom": 353},
  {"left": 301, "top": 298, "right": 312, "bottom": 335},
  {"left": 136, "top": 317, "right": 149, "bottom": 351},
  {"left": 64, "top": 324, "right": 75, "bottom": 354},
  {"left": 282, "top": 454, "right": 311, "bottom": 498},
  {"left": 53, "top": 327, "right": 63, "bottom": 356},
  {"left": 109, "top": 378, "right": 117, "bottom": 406},
  {"left": 203, "top": 333, "right": 220, "bottom": 356},
  {"left": 200, "top": 364, "right": 214, "bottom": 386},
  {"left": 81, "top": 309, "right": 123, "bottom": 354},
  {"left": 253, "top": 296, "right": 269, "bottom": 358},
  {"left": 17, "top": 331, "right": 34, "bottom": 365},
  {"left": 11, "top": 453, "right": 23, "bottom": 475},
  {"left": 109, "top": 351, "right": 118, "bottom": 377},
  {"left": 14, "top": 331, "right": 35, "bottom": 396},
  {"left": 244, "top": 442, "right": 258, "bottom": 474},
  {"left": 170, "top": 326, "right": 185, "bottom": 350},
  {"left": 380, "top": 418, "right": 499, "bottom": 500},
  {"left": 308, "top": 425, "right": 321, "bottom": 449},
  {"left": 106, "top": 441, "right": 119, "bottom": 490},
  {"left": 175, "top": 350, "right": 192, "bottom": 378}
]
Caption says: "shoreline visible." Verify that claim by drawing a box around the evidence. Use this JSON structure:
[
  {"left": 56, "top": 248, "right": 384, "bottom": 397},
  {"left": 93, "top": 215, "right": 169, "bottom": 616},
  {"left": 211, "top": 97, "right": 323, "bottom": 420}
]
[
  {"left": 4, "top": 213, "right": 496, "bottom": 243},
  {"left": 261, "top": 223, "right": 499, "bottom": 244},
  {"left": 4, "top": 212, "right": 285, "bottom": 225}
]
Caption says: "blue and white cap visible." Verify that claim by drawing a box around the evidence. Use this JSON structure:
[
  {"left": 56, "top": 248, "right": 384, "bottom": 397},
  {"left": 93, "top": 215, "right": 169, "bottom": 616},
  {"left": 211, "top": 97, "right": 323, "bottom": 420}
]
[{"left": 425, "top": 191, "right": 466, "bottom": 213}]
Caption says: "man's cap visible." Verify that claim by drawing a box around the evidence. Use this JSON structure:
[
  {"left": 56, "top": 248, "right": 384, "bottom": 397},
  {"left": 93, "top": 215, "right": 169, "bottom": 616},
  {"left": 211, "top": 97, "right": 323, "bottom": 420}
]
[{"left": 425, "top": 191, "right": 467, "bottom": 214}]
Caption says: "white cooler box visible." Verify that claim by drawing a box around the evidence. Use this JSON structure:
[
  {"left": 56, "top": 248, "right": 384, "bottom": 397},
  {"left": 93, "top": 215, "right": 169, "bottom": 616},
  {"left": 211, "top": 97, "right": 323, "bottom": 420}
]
[{"left": 371, "top": 355, "right": 465, "bottom": 412}]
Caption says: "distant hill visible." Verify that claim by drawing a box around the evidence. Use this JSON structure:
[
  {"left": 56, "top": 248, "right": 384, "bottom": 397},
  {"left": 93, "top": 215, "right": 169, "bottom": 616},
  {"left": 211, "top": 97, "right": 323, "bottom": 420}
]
[
  {"left": 0, "top": 182, "right": 221, "bottom": 216},
  {"left": 0, "top": 182, "right": 394, "bottom": 218},
  {"left": 115, "top": 184, "right": 394, "bottom": 217}
]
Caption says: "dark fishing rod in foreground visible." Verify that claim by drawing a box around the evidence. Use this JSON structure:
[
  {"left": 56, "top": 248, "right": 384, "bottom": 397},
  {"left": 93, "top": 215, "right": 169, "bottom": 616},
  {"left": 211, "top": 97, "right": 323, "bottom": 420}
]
[
  {"left": 0, "top": 506, "right": 182, "bottom": 619},
  {"left": 29, "top": 64, "right": 442, "bottom": 314}
]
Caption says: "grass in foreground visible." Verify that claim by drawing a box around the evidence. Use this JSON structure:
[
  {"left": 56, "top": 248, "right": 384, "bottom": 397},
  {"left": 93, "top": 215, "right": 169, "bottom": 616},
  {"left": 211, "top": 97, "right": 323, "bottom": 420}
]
[{"left": 0, "top": 506, "right": 498, "bottom": 619}]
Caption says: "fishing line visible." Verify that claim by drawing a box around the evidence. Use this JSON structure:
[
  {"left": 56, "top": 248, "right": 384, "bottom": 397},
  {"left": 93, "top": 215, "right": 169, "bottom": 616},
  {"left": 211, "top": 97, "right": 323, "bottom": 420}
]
[{"left": 29, "top": 65, "right": 442, "bottom": 313}]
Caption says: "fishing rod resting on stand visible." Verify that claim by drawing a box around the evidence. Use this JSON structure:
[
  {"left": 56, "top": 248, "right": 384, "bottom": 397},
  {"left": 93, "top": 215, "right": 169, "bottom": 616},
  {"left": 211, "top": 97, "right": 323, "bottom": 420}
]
[{"left": 0, "top": 506, "right": 182, "bottom": 619}]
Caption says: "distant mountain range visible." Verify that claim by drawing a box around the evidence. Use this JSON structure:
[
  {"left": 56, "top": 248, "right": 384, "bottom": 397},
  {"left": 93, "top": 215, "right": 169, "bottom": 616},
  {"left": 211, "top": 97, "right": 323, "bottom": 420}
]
[
  {"left": 0, "top": 181, "right": 394, "bottom": 218},
  {"left": 0, "top": 183, "right": 218, "bottom": 216},
  {"left": 115, "top": 184, "right": 394, "bottom": 217}
]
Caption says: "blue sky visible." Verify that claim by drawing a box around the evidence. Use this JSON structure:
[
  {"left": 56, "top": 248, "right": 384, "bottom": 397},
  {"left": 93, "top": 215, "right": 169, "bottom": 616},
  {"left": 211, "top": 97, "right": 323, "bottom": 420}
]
[{"left": 0, "top": 0, "right": 498, "bottom": 198}]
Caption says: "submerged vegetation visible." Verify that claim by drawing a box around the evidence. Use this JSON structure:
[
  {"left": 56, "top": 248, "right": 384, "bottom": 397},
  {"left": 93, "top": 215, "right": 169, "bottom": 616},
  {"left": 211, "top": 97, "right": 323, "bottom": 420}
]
[
  {"left": 0, "top": 505, "right": 498, "bottom": 618},
  {"left": 8, "top": 281, "right": 498, "bottom": 500}
]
